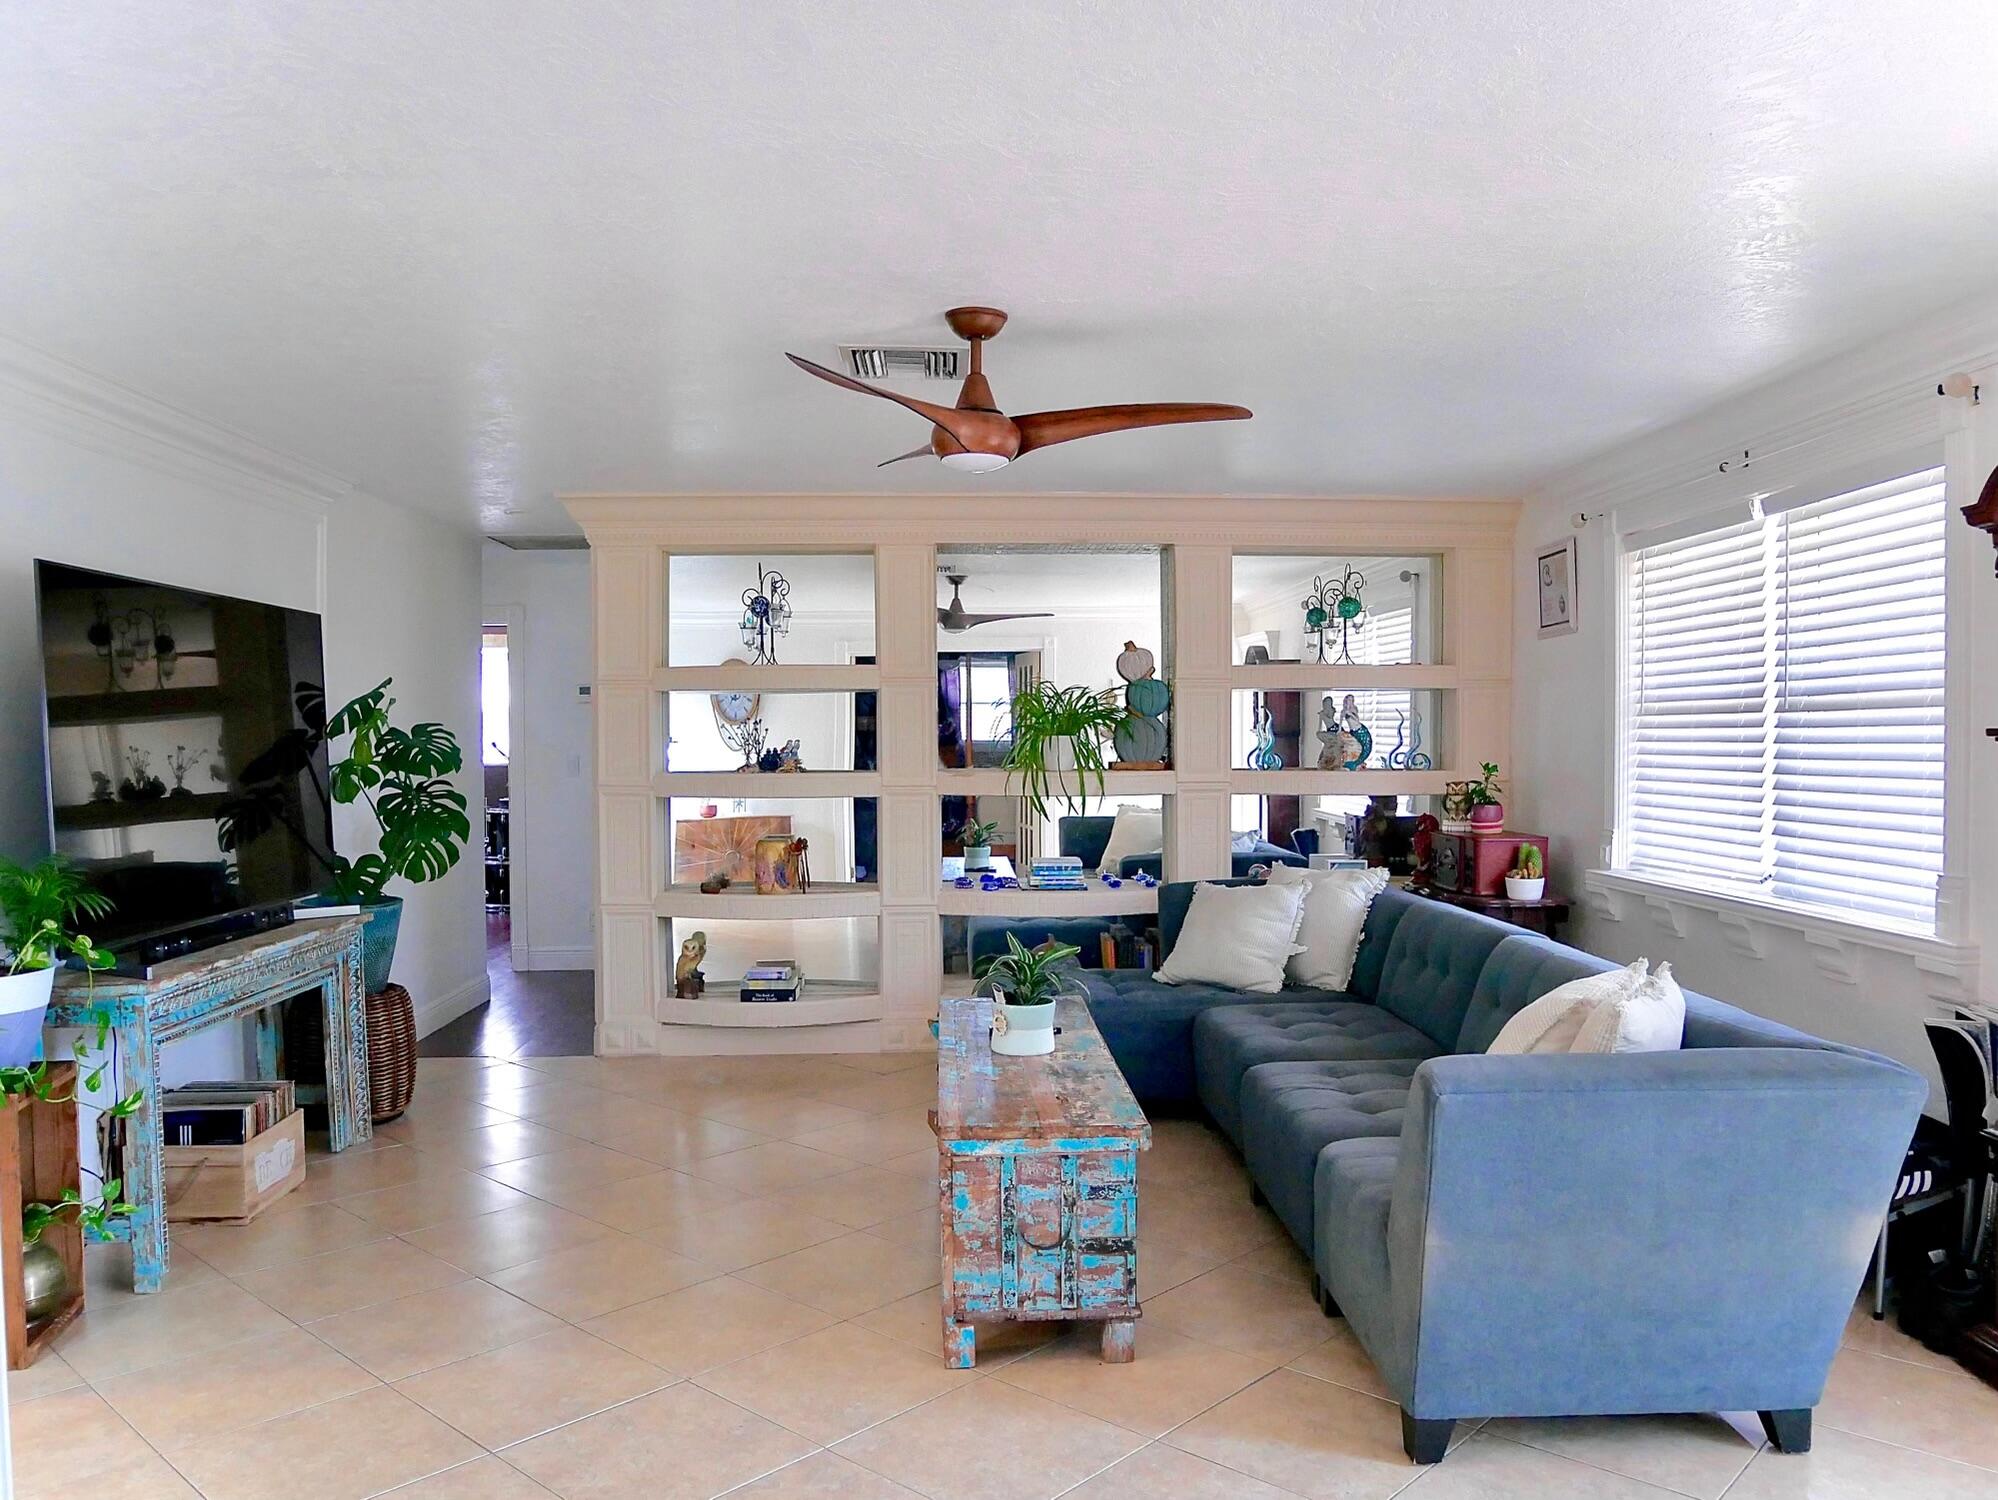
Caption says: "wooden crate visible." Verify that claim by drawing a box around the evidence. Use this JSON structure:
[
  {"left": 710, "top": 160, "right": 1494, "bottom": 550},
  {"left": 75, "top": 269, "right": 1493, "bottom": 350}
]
[
  {"left": 163, "top": 1110, "right": 306, "bottom": 1224},
  {"left": 1, "top": 1062, "right": 85, "bottom": 1369}
]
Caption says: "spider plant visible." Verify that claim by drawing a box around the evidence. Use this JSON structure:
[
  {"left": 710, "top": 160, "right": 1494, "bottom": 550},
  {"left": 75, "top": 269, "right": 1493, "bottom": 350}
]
[
  {"left": 975, "top": 932, "right": 1085, "bottom": 1007},
  {"left": 1002, "top": 682, "right": 1124, "bottom": 823},
  {"left": 960, "top": 818, "right": 1000, "bottom": 849}
]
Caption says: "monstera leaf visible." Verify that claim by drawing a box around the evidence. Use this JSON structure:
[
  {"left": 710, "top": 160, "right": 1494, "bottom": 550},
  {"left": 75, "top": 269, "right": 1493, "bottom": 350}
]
[
  {"left": 328, "top": 852, "right": 392, "bottom": 904},
  {"left": 216, "top": 782, "right": 288, "bottom": 851},
  {"left": 376, "top": 722, "right": 462, "bottom": 778},
  {"left": 376, "top": 778, "right": 471, "bottom": 883},
  {"left": 325, "top": 679, "right": 392, "bottom": 741},
  {"left": 329, "top": 757, "right": 384, "bottom": 804},
  {"left": 294, "top": 681, "right": 328, "bottom": 734}
]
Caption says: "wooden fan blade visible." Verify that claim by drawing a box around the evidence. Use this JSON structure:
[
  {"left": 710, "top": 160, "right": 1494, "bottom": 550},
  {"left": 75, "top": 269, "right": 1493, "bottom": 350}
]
[
  {"left": 1013, "top": 402, "right": 1251, "bottom": 456},
  {"left": 877, "top": 446, "right": 934, "bottom": 467},
  {"left": 957, "top": 611, "right": 1055, "bottom": 627},
  {"left": 786, "top": 354, "right": 986, "bottom": 449}
]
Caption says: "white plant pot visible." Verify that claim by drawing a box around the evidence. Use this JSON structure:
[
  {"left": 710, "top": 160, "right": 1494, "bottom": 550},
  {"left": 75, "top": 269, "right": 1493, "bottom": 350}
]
[
  {"left": 0, "top": 967, "right": 56, "bottom": 1070},
  {"left": 989, "top": 997, "right": 1057, "bottom": 1057},
  {"left": 1504, "top": 876, "right": 1545, "bottom": 902},
  {"left": 962, "top": 846, "right": 992, "bottom": 871}
]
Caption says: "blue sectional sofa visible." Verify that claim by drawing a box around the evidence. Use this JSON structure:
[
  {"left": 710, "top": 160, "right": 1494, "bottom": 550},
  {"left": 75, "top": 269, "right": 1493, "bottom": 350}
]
[{"left": 1078, "top": 878, "right": 1926, "bottom": 1465}]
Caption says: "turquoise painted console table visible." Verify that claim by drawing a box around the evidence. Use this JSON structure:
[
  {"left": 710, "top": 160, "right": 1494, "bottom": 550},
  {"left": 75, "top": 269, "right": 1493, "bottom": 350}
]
[{"left": 48, "top": 916, "right": 371, "bottom": 1292}]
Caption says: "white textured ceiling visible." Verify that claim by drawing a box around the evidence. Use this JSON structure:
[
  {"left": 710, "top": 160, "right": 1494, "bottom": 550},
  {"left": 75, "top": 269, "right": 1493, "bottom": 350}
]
[{"left": 4, "top": 3, "right": 1996, "bottom": 534}]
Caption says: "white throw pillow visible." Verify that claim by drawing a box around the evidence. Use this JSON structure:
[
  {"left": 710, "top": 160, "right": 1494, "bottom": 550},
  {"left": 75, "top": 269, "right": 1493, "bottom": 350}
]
[
  {"left": 1487, "top": 960, "right": 1648, "bottom": 1055},
  {"left": 1572, "top": 961, "right": 1686, "bottom": 1055},
  {"left": 1154, "top": 880, "right": 1310, "bottom": 995},
  {"left": 1265, "top": 863, "right": 1389, "bottom": 991},
  {"left": 1096, "top": 805, "right": 1163, "bottom": 873}
]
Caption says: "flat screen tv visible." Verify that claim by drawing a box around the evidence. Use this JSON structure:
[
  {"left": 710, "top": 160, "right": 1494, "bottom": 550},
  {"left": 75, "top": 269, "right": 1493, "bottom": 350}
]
[{"left": 34, "top": 562, "right": 337, "bottom": 971}]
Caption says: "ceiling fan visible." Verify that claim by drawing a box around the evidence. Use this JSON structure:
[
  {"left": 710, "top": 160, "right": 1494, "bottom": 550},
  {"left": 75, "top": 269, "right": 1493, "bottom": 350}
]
[
  {"left": 787, "top": 306, "right": 1251, "bottom": 473},
  {"left": 937, "top": 572, "right": 1052, "bottom": 633}
]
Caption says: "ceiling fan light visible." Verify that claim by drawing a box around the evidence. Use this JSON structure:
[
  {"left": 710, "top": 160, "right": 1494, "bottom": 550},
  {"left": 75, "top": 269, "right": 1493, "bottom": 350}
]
[{"left": 939, "top": 451, "right": 1010, "bottom": 474}]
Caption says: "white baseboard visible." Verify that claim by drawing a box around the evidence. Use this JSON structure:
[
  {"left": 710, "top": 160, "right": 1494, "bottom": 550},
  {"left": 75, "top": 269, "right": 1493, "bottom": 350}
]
[
  {"left": 414, "top": 974, "right": 492, "bottom": 1038},
  {"left": 517, "top": 946, "right": 594, "bottom": 972}
]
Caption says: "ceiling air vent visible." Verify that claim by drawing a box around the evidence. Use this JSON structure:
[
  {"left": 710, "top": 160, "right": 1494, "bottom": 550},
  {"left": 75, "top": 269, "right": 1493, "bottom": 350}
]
[{"left": 839, "top": 345, "right": 962, "bottom": 382}]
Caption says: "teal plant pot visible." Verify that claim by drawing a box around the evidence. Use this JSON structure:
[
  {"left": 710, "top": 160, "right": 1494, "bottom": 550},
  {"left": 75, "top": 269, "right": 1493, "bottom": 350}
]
[{"left": 356, "top": 897, "right": 403, "bottom": 995}]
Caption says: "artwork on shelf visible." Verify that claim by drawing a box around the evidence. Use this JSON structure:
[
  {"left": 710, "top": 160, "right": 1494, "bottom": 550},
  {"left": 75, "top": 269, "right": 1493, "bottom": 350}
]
[
  {"left": 739, "top": 563, "right": 792, "bottom": 664},
  {"left": 1303, "top": 566, "right": 1367, "bottom": 665},
  {"left": 1247, "top": 697, "right": 1281, "bottom": 770},
  {"left": 1382, "top": 709, "right": 1433, "bottom": 770},
  {"left": 1537, "top": 536, "right": 1579, "bottom": 637},
  {"left": 1317, "top": 692, "right": 1371, "bottom": 770},
  {"left": 675, "top": 813, "right": 791, "bottom": 886},
  {"left": 753, "top": 835, "right": 811, "bottom": 894},
  {"left": 1110, "top": 641, "right": 1170, "bottom": 769}
]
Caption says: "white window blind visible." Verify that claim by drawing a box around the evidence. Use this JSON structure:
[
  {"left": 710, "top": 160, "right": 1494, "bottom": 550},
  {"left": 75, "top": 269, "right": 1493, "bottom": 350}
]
[{"left": 1623, "top": 466, "right": 1946, "bottom": 931}]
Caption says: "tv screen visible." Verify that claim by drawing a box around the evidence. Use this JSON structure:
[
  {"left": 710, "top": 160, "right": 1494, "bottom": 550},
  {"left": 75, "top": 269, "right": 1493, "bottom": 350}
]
[{"left": 34, "top": 562, "right": 337, "bottom": 951}]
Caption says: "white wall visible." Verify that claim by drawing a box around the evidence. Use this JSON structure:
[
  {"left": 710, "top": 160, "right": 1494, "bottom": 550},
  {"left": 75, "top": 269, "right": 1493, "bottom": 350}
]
[
  {"left": 1510, "top": 293, "right": 1998, "bottom": 1091},
  {"left": 0, "top": 349, "right": 487, "bottom": 1101},
  {"left": 481, "top": 544, "right": 595, "bottom": 969}
]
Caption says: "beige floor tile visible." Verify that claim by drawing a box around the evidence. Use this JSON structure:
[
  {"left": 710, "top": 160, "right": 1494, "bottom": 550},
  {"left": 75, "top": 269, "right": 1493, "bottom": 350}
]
[
  {"left": 378, "top": 1455, "right": 558, "bottom": 1497},
  {"left": 853, "top": 1289, "right": 1065, "bottom": 1367},
  {"left": 829, "top": 1051, "right": 934, "bottom": 1076},
  {"left": 736, "top": 1229, "right": 940, "bottom": 1317},
  {"left": 648, "top": 1194, "right": 851, "bottom": 1272},
  {"left": 877, "top": 1147, "right": 942, "bottom": 1181},
  {"left": 697, "top": 1322, "right": 978, "bottom": 1444},
  {"left": 480, "top": 1142, "right": 659, "bottom": 1197},
  {"left": 6, "top": 1348, "right": 82, "bottom": 1404},
  {"left": 1137, "top": 1239, "right": 1227, "bottom": 1300},
  {"left": 1230, "top": 1235, "right": 1316, "bottom": 1292},
  {"left": 394, "top": 1325, "right": 671, "bottom": 1449},
  {"left": 1819, "top": 1345, "right": 1998, "bottom": 1470},
  {"left": 53, "top": 1274, "right": 295, "bottom": 1381},
  {"left": 790, "top": 1106, "right": 940, "bottom": 1163},
  {"left": 1140, "top": 1119, "right": 1251, "bottom": 1197},
  {"left": 684, "top": 1139, "right": 859, "bottom": 1194},
  {"left": 1723, "top": 1421, "right": 1998, "bottom": 1498},
  {"left": 1145, "top": 1265, "right": 1335, "bottom": 1362},
  {"left": 698, "top": 1091, "right": 870, "bottom": 1137},
  {"left": 400, "top": 1199, "right": 621, "bottom": 1276},
  {"left": 310, "top": 1277, "right": 562, "bottom": 1380},
  {"left": 590, "top": 1109, "right": 769, "bottom": 1168},
  {"left": 406, "top": 1118, "right": 578, "bottom": 1170},
  {"left": 860, "top": 1205, "right": 943, "bottom": 1255},
  {"left": 810, "top": 1072, "right": 938, "bottom": 1116},
  {"left": 1400, "top": 1430, "right": 1688, "bottom": 1496},
  {"left": 1841, "top": 1295, "right": 1963, "bottom": 1373},
  {"left": 29, "top": 1450, "right": 202, "bottom": 1500},
  {"left": 529, "top": 1165, "right": 747, "bottom": 1232},
  {"left": 377, "top": 1100, "right": 523, "bottom": 1145},
  {"left": 1166, "top": 1369, "right": 1414, "bottom": 1500},
  {"left": 84, "top": 1236, "right": 219, "bottom": 1296},
  {"left": 235, "top": 1235, "right": 466, "bottom": 1321},
  {"left": 169, "top": 1384, "right": 483, "bottom": 1500},
  {"left": 729, "top": 1452, "right": 927, "bottom": 1497},
  {"left": 175, "top": 1199, "right": 387, "bottom": 1275},
  {"left": 997, "top": 1322, "right": 1274, "bottom": 1437},
  {"left": 581, "top": 1274, "right": 836, "bottom": 1375},
  {"left": 92, "top": 1324, "right": 374, "bottom": 1449},
  {"left": 11, "top": 1387, "right": 157, "bottom": 1499},
  {"left": 336, "top": 1167, "right": 538, "bottom": 1232},
  {"left": 835, "top": 1378, "right": 1145, "bottom": 1500},
  {"left": 1141, "top": 1182, "right": 1284, "bottom": 1262},
  {"left": 488, "top": 1232, "right": 716, "bottom": 1320},
  {"left": 507, "top": 1382, "right": 816, "bottom": 1499},
  {"left": 495, "top": 1080, "right": 610, "bottom": 1121},
  {"left": 1062, "top": 1443, "right": 1302, "bottom": 1500},
  {"left": 1485, "top": 1412, "right": 1761, "bottom": 1498},
  {"left": 292, "top": 1140, "right": 456, "bottom": 1204},
  {"left": 427, "top": 1059, "right": 554, "bottom": 1101},
  {"left": 766, "top": 1164, "right": 937, "bottom": 1229},
  {"left": 1286, "top": 1318, "right": 1393, "bottom": 1399}
]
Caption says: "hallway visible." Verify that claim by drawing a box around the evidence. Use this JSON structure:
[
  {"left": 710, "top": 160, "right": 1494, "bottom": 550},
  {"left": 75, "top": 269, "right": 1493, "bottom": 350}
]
[{"left": 421, "top": 913, "right": 595, "bottom": 1059}]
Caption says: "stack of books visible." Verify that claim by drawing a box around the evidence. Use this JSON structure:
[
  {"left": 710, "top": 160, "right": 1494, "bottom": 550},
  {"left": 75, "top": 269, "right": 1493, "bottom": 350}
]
[
  {"left": 161, "top": 1079, "right": 297, "bottom": 1146},
  {"left": 741, "top": 959, "right": 801, "bottom": 1003},
  {"left": 1026, "top": 856, "right": 1087, "bottom": 891}
]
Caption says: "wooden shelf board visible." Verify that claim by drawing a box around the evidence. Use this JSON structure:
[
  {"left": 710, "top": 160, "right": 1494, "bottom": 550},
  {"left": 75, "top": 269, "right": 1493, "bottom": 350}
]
[
  {"left": 654, "top": 770, "right": 880, "bottom": 797},
  {"left": 935, "top": 769, "right": 1176, "bottom": 797},
  {"left": 52, "top": 791, "right": 230, "bottom": 831},
  {"left": 654, "top": 664, "right": 879, "bottom": 692},
  {"left": 1229, "top": 770, "right": 1458, "bottom": 795},
  {"left": 656, "top": 991, "right": 885, "bottom": 1028},
  {"left": 654, "top": 883, "right": 881, "bottom": 919},
  {"left": 44, "top": 685, "right": 226, "bottom": 726},
  {"left": 1228, "top": 665, "right": 1459, "bottom": 690},
  {"left": 936, "top": 884, "right": 1160, "bottom": 917}
]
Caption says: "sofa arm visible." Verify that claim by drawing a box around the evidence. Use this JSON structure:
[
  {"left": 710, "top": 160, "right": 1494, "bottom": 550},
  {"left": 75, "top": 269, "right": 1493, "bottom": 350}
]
[{"left": 1383, "top": 1048, "right": 1925, "bottom": 1419}]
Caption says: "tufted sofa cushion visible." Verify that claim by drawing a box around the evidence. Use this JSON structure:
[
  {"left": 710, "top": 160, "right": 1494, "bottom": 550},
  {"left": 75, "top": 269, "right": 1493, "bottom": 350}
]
[
  {"left": 1192, "top": 1002, "right": 1438, "bottom": 1146},
  {"left": 1239, "top": 1058, "right": 1425, "bottom": 1250},
  {"left": 1349, "top": 887, "right": 1417, "bottom": 1003},
  {"left": 1452, "top": 933, "right": 1622, "bottom": 1054},
  {"left": 1371, "top": 898, "right": 1515, "bottom": 1048},
  {"left": 1313, "top": 1137, "right": 1407, "bottom": 1392},
  {"left": 1080, "top": 969, "right": 1336, "bottom": 1106}
]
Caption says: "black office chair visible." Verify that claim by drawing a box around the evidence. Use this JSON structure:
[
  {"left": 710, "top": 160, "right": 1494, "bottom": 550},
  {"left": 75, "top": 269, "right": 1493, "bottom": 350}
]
[{"left": 1874, "top": 1019, "right": 1993, "bottom": 1318}]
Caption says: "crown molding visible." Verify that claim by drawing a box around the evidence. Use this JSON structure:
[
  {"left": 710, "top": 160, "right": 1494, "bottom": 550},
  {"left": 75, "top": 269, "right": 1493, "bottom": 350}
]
[{"left": 0, "top": 335, "right": 355, "bottom": 515}]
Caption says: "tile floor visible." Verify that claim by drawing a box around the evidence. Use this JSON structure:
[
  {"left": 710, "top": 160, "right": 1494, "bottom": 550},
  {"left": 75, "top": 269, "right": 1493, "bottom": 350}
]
[{"left": 18, "top": 1049, "right": 1998, "bottom": 1499}]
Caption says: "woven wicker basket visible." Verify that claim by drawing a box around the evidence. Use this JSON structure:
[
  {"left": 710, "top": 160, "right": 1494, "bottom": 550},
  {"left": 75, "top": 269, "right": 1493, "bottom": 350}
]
[{"left": 284, "top": 983, "right": 419, "bottom": 1125}]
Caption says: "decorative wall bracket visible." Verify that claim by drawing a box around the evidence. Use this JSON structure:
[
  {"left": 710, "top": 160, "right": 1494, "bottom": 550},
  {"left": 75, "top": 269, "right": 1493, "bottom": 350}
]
[
  {"left": 1803, "top": 931, "right": 1861, "bottom": 986},
  {"left": 1715, "top": 912, "right": 1770, "bottom": 961},
  {"left": 1643, "top": 896, "right": 1694, "bottom": 941}
]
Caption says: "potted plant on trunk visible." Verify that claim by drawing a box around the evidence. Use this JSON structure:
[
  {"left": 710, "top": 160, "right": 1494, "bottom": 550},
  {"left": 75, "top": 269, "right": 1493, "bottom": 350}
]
[
  {"left": 1467, "top": 761, "right": 1504, "bottom": 831},
  {"left": 0, "top": 857, "right": 117, "bottom": 1069},
  {"left": 959, "top": 818, "right": 999, "bottom": 872},
  {"left": 976, "top": 932, "right": 1083, "bottom": 1058},
  {"left": 1504, "top": 844, "right": 1545, "bottom": 902},
  {"left": 1003, "top": 683, "right": 1125, "bottom": 824}
]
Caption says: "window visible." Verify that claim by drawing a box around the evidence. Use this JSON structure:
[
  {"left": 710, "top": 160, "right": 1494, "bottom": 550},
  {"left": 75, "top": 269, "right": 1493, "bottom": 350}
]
[
  {"left": 480, "top": 628, "right": 510, "bottom": 766},
  {"left": 1621, "top": 465, "right": 1947, "bottom": 931}
]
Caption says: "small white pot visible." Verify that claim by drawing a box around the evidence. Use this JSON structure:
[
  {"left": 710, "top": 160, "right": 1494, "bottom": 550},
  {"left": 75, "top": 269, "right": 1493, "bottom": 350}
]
[
  {"left": 0, "top": 967, "right": 56, "bottom": 1070},
  {"left": 962, "top": 846, "right": 992, "bottom": 871},
  {"left": 1504, "top": 876, "right": 1545, "bottom": 902},
  {"left": 990, "top": 997, "right": 1057, "bottom": 1057}
]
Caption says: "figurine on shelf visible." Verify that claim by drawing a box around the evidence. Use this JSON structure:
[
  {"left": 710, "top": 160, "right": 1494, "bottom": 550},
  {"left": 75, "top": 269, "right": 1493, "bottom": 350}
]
[
  {"left": 698, "top": 871, "right": 732, "bottom": 895},
  {"left": 773, "top": 739, "right": 805, "bottom": 772},
  {"left": 1110, "top": 641, "right": 1170, "bottom": 769},
  {"left": 88, "top": 770, "right": 114, "bottom": 804},
  {"left": 1411, "top": 812, "right": 1441, "bottom": 887},
  {"left": 1247, "top": 698, "right": 1281, "bottom": 771},
  {"left": 1318, "top": 693, "right": 1371, "bottom": 771},
  {"left": 674, "top": 931, "right": 708, "bottom": 999}
]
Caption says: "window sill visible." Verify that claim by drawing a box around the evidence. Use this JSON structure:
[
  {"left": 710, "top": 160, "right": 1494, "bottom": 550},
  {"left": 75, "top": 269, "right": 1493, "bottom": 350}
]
[{"left": 1583, "top": 869, "right": 1980, "bottom": 1001}]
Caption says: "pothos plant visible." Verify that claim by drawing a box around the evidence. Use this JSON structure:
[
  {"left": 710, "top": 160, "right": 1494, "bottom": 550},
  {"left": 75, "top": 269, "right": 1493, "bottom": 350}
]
[
  {"left": 1002, "top": 682, "right": 1126, "bottom": 825},
  {"left": 221, "top": 679, "right": 471, "bottom": 904}
]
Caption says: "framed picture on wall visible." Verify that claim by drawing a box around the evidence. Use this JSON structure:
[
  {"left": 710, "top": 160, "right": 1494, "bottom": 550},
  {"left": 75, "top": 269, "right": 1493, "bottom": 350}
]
[{"left": 1536, "top": 536, "right": 1579, "bottom": 637}]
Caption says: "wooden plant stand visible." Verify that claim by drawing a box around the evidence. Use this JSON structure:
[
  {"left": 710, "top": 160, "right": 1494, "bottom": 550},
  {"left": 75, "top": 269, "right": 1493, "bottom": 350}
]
[{"left": 1, "top": 1063, "right": 84, "bottom": 1368}]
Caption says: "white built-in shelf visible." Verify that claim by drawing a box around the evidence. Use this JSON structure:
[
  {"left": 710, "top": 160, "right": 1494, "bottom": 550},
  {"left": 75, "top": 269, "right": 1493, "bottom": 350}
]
[
  {"left": 656, "top": 990, "right": 885, "bottom": 1028},
  {"left": 1228, "top": 664, "right": 1460, "bottom": 690},
  {"left": 935, "top": 768, "right": 1177, "bottom": 797},
  {"left": 653, "top": 664, "right": 880, "bottom": 692},
  {"left": 1229, "top": 769, "right": 1458, "bottom": 795},
  {"left": 654, "top": 882, "right": 880, "bottom": 919},
  {"left": 653, "top": 770, "right": 881, "bottom": 797},
  {"left": 936, "top": 883, "right": 1160, "bottom": 917}
]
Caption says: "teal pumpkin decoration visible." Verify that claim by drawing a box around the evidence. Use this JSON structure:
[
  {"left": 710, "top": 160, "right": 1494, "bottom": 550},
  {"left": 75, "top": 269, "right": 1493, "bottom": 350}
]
[
  {"left": 1113, "top": 714, "right": 1169, "bottom": 764},
  {"left": 1305, "top": 605, "right": 1329, "bottom": 628},
  {"left": 1125, "top": 676, "right": 1169, "bottom": 718}
]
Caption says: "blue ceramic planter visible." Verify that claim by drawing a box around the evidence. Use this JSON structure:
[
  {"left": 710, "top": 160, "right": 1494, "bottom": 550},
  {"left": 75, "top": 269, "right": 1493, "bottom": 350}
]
[{"left": 298, "top": 894, "right": 402, "bottom": 994}]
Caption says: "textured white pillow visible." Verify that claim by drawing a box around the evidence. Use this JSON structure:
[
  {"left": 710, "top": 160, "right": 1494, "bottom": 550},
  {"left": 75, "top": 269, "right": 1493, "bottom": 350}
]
[
  {"left": 1573, "top": 961, "right": 1686, "bottom": 1055},
  {"left": 1154, "top": 880, "right": 1310, "bottom": 994},
  {"left": 1487, "top": 960, "right": 1648, "bottom": 1055},
  {"left": 1265, "top": 863, "right": 1389, "bottom": 990},
  {"left": 1096, "top": 805, "right": 1163, "bottom": 873}
]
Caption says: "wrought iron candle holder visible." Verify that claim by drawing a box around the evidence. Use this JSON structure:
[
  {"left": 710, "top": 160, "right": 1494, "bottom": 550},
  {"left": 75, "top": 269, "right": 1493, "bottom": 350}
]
[
  {"left": 1303, "top": 566, "right": 1368, "bottom": 665},
  {"left": 739, "top": 563, "right": 792, "bottom": 665}
]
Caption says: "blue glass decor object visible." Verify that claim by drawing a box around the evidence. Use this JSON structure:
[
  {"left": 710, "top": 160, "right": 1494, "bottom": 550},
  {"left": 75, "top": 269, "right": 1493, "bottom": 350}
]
[
  {"left": 1248, "top": 698, "right": 1282, "bottom": 771},
  {"left": 1385, "top": 708, "right": 1434, "bottom": 770}
]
